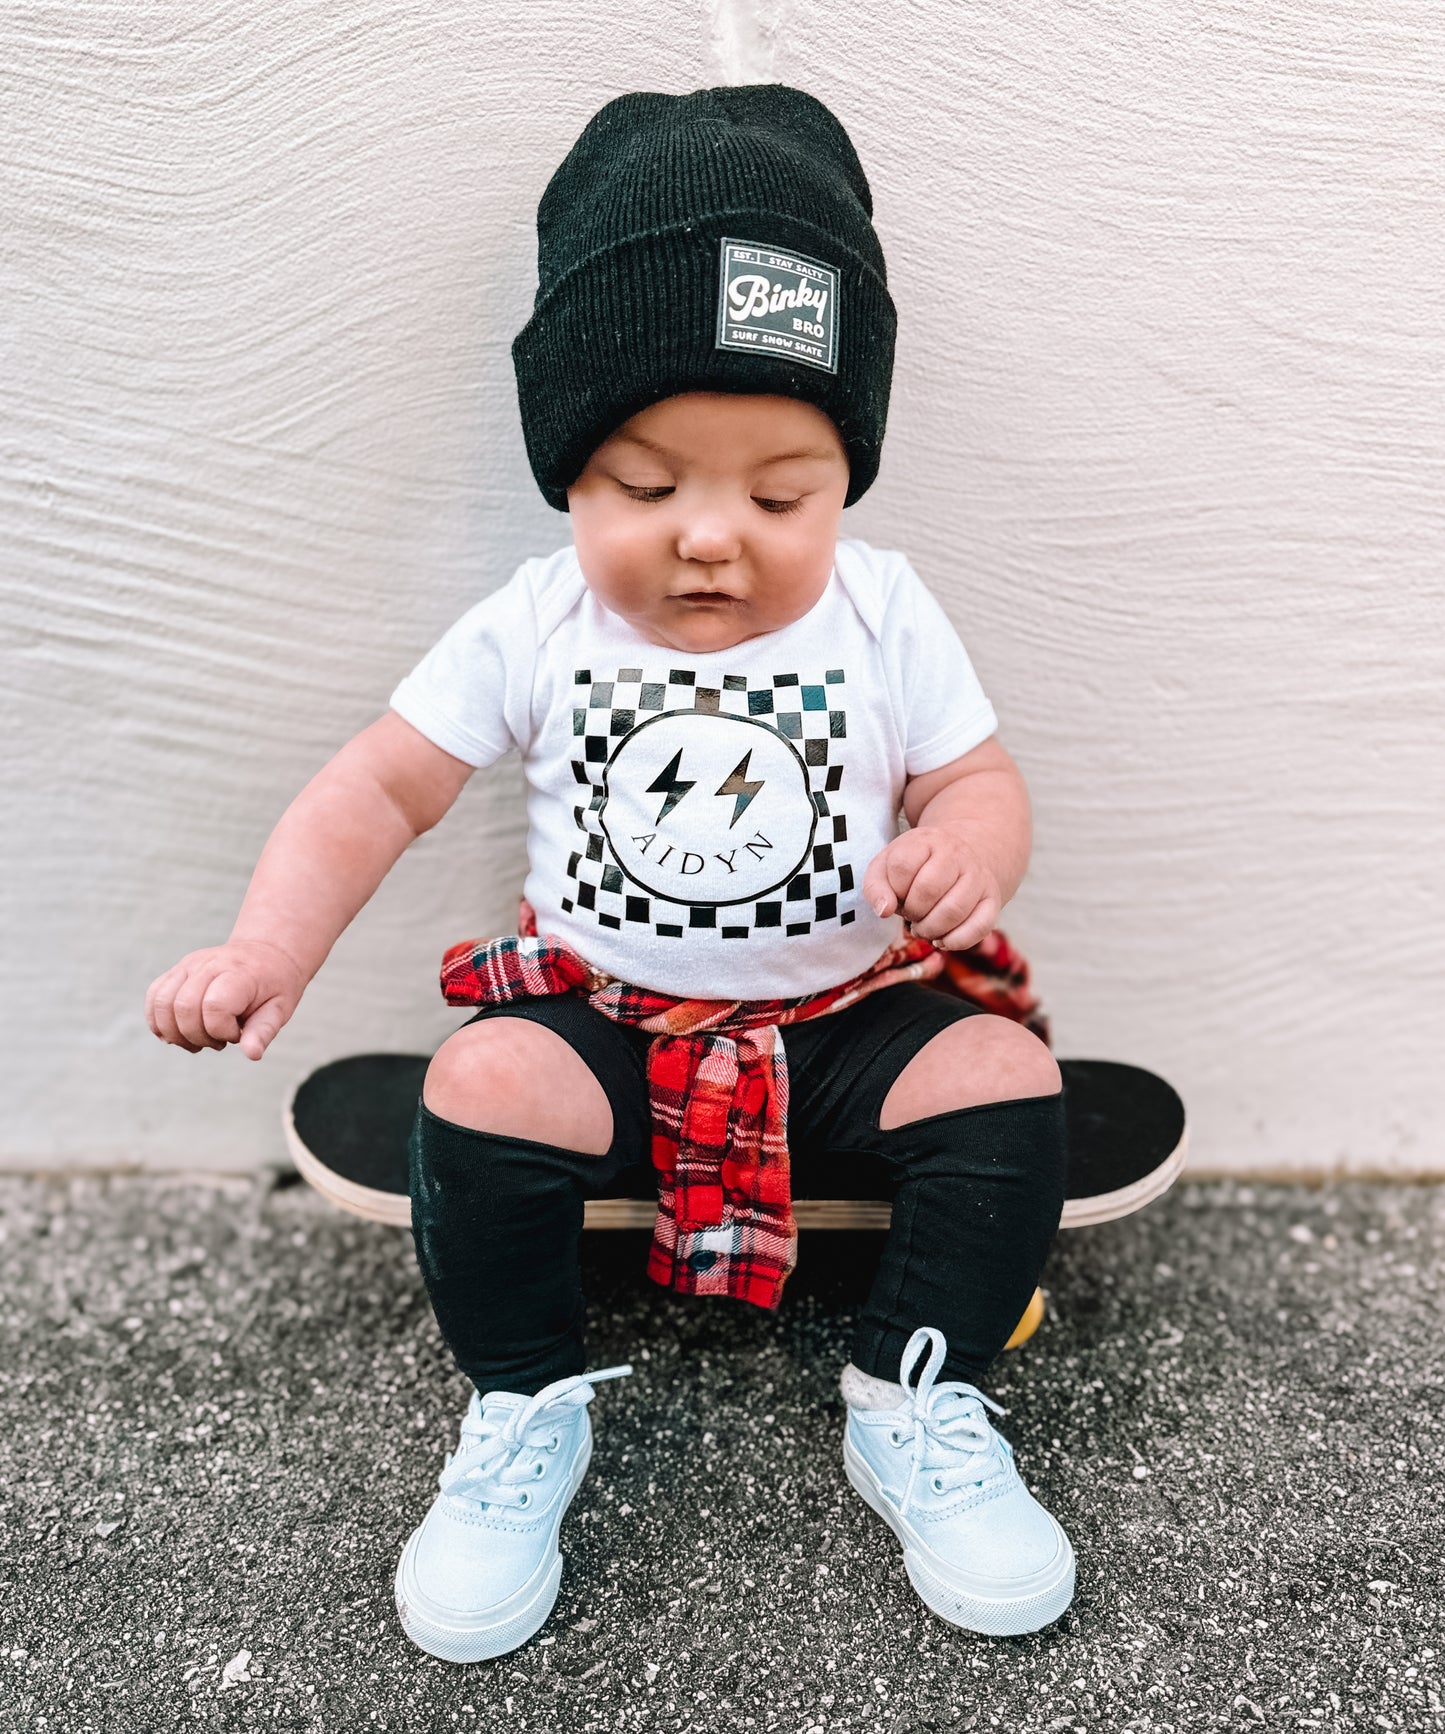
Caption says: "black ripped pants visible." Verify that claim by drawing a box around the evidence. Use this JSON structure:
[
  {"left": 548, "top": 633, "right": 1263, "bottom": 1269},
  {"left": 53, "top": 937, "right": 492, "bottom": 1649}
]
[{"left": 408, "top": 983, "right": 1065, "bottom": 1397}]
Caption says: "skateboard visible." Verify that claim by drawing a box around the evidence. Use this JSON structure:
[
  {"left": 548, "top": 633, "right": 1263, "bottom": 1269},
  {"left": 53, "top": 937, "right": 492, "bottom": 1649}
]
[
  {"left": 284, "top": 1050, "right": 1185, "bottom": 1232},
  {"left": 282, "top": 1049, "right": 1184, "bottom": 1352}
]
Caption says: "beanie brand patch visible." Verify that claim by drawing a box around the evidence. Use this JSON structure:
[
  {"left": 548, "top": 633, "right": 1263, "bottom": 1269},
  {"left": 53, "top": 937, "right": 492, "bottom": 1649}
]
[{"left": 715, "top": 239, "right": 839, "bottom": 375}]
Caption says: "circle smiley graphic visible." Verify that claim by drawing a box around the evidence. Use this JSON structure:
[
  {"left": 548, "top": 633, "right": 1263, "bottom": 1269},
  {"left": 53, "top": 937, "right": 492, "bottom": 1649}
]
[{"left": 598, "top": 711, "right": 816, "bottom": 906}]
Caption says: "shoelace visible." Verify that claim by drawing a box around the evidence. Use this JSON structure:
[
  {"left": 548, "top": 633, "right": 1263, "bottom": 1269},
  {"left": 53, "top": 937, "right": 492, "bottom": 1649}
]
[
  {"left": 892, "top": 1326, "right": 1009, "bottom": 1508},
  {"left": 438, "top": 1363, "right": 631, "bottom": 1511}
]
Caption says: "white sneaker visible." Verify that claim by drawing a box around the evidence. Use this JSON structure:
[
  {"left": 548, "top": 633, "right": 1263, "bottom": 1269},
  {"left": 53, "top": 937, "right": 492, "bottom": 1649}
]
[
  {"left": 395, "top": 1363, "right": 630, "bottom": 1662},
  {"left": 843, "top": 1327, "right": 1074, "bottom": 1635}
]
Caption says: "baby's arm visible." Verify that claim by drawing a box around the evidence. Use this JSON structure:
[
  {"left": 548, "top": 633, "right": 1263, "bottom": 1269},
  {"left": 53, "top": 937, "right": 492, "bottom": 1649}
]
[
  {"left": 862, "top": 734, "right": 1030, "bottom": 951},
  {"left": 145, "top": 713, "right": 473, "bottom": 1059}
]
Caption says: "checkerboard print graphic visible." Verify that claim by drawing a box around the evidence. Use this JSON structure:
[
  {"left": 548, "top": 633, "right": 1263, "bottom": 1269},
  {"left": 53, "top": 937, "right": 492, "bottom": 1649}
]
[{"left": 563, "top": 664, "right": 856, "bottom": 941}]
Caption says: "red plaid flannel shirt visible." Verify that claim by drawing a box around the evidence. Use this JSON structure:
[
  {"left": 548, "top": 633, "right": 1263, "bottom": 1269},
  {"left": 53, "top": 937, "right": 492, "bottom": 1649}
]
[
  {"left": 438, "top": 901, "right": 1047, "bottom": 1309},
  {"left": 433, "top": 901, "right": 943, "bottom": 1303}
]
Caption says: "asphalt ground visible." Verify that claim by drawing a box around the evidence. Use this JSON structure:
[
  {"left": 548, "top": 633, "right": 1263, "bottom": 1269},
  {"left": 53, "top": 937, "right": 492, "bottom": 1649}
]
[{"left": 0, "top": 1173, "right": 1440, "bottom": 1733}]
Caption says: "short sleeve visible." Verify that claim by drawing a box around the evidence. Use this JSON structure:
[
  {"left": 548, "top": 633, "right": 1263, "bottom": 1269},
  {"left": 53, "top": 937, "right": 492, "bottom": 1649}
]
[
  {"left": 881, "top": 557, "right": 999, "bottom": 776},
  {"left": 388, "top": 564, "right": 540, "bottom": 768}
]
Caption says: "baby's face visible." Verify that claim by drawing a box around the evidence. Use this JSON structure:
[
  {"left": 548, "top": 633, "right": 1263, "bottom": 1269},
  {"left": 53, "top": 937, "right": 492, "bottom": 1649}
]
[{"left": 567, "top": 393, "right": 850, "bottom": 653}]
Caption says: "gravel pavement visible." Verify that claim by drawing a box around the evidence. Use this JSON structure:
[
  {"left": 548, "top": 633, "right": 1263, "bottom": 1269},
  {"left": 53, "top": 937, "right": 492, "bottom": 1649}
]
[{"left": 0, "top": 1172, "right": 1440, "bottom": 1733}]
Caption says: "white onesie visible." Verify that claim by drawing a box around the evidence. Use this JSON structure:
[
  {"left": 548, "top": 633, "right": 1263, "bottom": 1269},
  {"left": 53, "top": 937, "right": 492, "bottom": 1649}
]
[{"left": 390, "top": 537, "right": 997, "bottom": 1001}]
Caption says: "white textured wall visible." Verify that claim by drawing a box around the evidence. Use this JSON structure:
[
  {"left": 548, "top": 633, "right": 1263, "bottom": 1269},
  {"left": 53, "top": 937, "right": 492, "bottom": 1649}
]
[{"left": 3, "top": 2, "right": 1442, "bottom": 1177}]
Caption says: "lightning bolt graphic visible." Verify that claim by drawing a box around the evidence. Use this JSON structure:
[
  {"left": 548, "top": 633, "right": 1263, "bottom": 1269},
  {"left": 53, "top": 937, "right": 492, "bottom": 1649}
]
[
  {"left": 716, "top": 750, "right": 766, "bottom": 828},
  {"left": 646, "top": 748, "right": 695, "bottom": 824}
]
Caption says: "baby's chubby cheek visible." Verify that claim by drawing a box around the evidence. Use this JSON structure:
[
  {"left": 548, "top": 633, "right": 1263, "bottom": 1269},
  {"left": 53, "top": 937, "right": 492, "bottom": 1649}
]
[
  {"left": 567, "top": 501, "right": 665, "bottom": 614},
  {"left": 579, "top": 550, "right": 669, "bottom": 623}
]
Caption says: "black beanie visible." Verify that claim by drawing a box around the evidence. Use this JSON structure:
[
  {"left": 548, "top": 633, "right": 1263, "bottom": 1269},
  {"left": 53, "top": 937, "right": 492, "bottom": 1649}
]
[{"left": 512, "top": 84, "right": 896, "bottom": 512}]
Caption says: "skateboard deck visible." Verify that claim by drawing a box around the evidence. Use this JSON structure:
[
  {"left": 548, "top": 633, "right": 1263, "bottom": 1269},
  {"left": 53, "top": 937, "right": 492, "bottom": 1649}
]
[{"left": 283, "top": 1052, "right": 1187, "bottom": 1233}]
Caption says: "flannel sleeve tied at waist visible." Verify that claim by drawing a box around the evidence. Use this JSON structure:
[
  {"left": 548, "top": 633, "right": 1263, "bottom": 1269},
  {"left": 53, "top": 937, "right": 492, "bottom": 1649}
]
[{"left": 437, "top": 901, "right": 946, "bottom": 1309}]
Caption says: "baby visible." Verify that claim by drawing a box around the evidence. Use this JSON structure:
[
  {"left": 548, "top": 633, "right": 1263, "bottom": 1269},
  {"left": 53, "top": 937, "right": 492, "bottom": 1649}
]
[{"left": 146, "top": 85, "right": 1074, "bottom": 1657}]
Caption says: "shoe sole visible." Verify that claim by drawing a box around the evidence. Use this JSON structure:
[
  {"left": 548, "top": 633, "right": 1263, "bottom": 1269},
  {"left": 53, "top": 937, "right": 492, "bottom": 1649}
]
[
  {"left": 393, "top": 1436, "right": 592, "bottom": 1663},
  {"left": 843, "top": 1436, "right": 1075, "bottom": 1636}
]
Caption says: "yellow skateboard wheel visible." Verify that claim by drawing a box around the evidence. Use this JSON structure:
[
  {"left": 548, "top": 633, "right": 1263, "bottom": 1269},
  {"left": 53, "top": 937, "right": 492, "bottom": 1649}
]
[{"left": 1003, "top": 1287, "right": 1045, "bottom": 1350}]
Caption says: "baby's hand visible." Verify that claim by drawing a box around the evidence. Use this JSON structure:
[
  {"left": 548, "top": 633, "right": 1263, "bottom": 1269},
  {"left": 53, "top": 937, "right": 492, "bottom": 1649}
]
[
  {"left": 145, "top": 940, "right": 305, "bottom": 1061},
  {"left": 862, "top": 826, "right": 1002, "bottom": 951}
]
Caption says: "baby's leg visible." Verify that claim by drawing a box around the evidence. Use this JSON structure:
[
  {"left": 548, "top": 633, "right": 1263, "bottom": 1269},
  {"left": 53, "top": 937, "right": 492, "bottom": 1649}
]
[
  {"left": 785, "top": 985, "right": 1065, "bottom": 1390},
  {"left": 787, "top": 986, "right": 1074, "bottom": 1636},
  {"left": 408, "top": 998, "right": 651, "bottom": 1397},
  {"left": 862, "top": 1009, "right": 1063, "bottom": 1387},
  {"left": 876, "top": 1012, "right": 1061, "bottom": 1127},
  {"left": 424, "top": 1015, "right": 616, "bottom": 1152}
]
